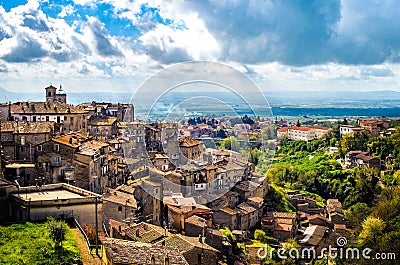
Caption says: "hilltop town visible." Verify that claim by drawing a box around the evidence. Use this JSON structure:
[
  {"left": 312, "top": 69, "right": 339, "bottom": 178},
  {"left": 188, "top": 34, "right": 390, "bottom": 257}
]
[{"left": 1, "top": 85, "right": 399, "bottom": 265}]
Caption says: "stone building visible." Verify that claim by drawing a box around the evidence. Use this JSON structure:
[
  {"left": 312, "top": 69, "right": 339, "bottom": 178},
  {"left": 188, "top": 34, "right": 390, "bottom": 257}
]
[
  {"left": 10, "top": 101, "right": 87, "bottom": 134},
  {"left": 184, "top": 215, "right": 207, "bottom": 237},
  {"left": 103, "top": 188, "right": 137, "bottom": 224},
  {"left": 157, "top": 234, "right": 219, "bottom": 265},
  {"left": 35, "top": 132, "right": 110, "bottom": 193},
  {"left": 0, "top": 121, "right": 57, "bottom": 163},
  {"left": 9, "top": 183, "right": 101, "bottom": 227},
  {"left": 101, "top": 237, "right": 189, "bottom": 265},
  {"left": 45, "top": 84, "right": 67, "bottom": 104},
  {"left": 88, "top": 116, "right": 119, "bottom": 140}
]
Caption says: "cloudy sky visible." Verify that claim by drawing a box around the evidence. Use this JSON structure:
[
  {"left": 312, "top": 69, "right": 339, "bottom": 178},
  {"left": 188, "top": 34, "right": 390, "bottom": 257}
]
[{"left": 0, "top": 0, "right": 400, "bottom": 93}]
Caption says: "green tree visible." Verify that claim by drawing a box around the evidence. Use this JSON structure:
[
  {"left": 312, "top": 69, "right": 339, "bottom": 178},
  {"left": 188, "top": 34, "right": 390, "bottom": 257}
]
[
  {"left": 358, "top": 216, "right": 385, "bottom": 246},
  {"left": 46, "top": 217, "right": 66, "bottom": 249},
  {"left": 344, "top": 202, "right": 371, "bottom": 233},
  {"left": 254, "top": 229, "right": 279, "bottom": 244},
  {"left": 220, "top": 136, "right": 239, "bottom": 152}
]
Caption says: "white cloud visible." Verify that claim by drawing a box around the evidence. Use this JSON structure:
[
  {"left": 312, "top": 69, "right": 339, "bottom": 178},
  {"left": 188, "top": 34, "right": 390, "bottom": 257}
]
[{"left": 58, "top": 4, "right": 74, "bottom": 18}]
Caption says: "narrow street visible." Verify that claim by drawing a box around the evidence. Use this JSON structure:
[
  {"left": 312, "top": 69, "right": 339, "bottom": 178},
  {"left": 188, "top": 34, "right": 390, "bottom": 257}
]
[{"left": 70, "top": 228, "right": 101, "bottom": 265}]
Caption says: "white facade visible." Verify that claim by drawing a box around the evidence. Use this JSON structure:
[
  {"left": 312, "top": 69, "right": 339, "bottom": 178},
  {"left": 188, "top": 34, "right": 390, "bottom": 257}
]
[
  {"left": 340, "top": 125, "right": 363, "bottom": 136},
  {"left": 288, "top": 128, "right": 315, "bottom": 141},
  {"left": 11, "top": 113, "right": 65, "bottom": 123}
]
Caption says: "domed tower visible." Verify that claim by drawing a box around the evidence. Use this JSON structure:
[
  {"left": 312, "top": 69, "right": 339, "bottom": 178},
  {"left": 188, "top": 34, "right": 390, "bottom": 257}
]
[
  {"left": 45, "top": 84, "right": 57, "bottom": 102},
  {"left": 56, "top": 84, "right": 67, "bottom": 104}
]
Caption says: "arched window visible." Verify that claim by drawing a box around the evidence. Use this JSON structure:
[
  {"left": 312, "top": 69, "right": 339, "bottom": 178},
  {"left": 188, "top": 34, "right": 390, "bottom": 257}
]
[{"left": 118, "top": 206, "right": 122, "bottom": 212}]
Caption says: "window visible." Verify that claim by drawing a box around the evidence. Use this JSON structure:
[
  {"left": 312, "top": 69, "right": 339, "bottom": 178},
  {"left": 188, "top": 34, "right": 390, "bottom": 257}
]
[
  {"left": 34, "top": 136, "right": 39, "bottom": 142},
  {"left": 118, "top": 206, "right": 122, "bottom": 212},
  {"left": 37, "top": 145, "right": 42, "bottom": 152},
  {"left": 8, "top": 134, "right": 13, "bottom": 141},
  {"left": 54, "top": 144, "right": 59, "bottom": 152},
  {"left": 0, "top": 136, "right": 4, "bottom": 141},
  {"left": 46, "top": 116, "right": 49, "bottom": 121},
  {"left": 55, "top": 156, "right": 62, "bottom": 164}
]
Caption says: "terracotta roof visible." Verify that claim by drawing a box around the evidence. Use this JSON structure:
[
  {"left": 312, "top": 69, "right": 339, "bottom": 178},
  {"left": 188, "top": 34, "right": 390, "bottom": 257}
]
[
  {"left": 1, "top": 121, "right": 55, "bottom": 134},
  {"left": 334, "top": 224, "right": 347, "bottom": 230},
  {"left": 52, "top": 132, "right": 91, "bottom": 148},
  {"left": 271, "top": 212, "right": 296, "bottom": 219},
  {"left": 219, "top": 207, "right": 238, "bottom": 216},
  {"left": 103, "top": 190, "right": 137, "bottom": 208},
  {"left": 159, "top": 234, "right": 219, "bottom": 253},
  {"left": 289, "top": 126, "right": 313, "bottom": 131},
  {"left": 123, "top": 222, "right": 167, "bottom": 243},
  {"left": 185, "top": 215, "right": 207, "bottom": 228},
  {"left": 247, "top": 196, "right": 263, "bottom": 203},
  {"left": 179, "top": 137, "right": 202, "bottom": 147},
  {"left": 276, "top": 223, "right": 292, "bottom": 231},
  {"left": 11, "top": 102, "right": 86, "bottom": 114},
  {"left": 88, "top": 116, "right": 118, "bottom": 126},
  {"left": 154, "top": 153, "right": 169, "bottom": 159},
  {"left": 300, "top": 225, "right": 326, "bottom": 246},
  {"left": 83, "top": 139, "right": 109, "bottom": 148},
  {"left": 101, "top": 237, "right": 189, "bottom": 265},
  {"left": 115, "top": 184, "right": 135, "bottom": 194},
  {"left": 276, "top": 218, "right": 294, "bottom": 225},
  {"left": 234, "top": 181, "right": 259, "bottom": 193},
  {"left": 277, "top": 127, "right": 289, "bottom": 132},
  {"left": 237, "top": 202, "right": 257, "bottom": 215},
  {"left": 308, "top": 214, "right": 328, "bottom": 222}
]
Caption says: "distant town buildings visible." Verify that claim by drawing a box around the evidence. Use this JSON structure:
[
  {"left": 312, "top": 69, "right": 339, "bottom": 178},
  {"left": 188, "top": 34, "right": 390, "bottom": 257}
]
[
  {"left": 1, "top": 83, "right": 398, "bottom": 265},
  {"left": 277, "top": 126, "right": 332, "bottom": 141},
  {"left": 340, "top": 125, "right": 364, "bottom": 136}
]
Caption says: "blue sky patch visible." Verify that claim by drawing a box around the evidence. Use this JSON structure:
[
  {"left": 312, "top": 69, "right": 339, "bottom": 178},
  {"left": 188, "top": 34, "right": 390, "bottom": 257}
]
[{"left": 0, "top": 0, "right": 28, "bottom": 11}]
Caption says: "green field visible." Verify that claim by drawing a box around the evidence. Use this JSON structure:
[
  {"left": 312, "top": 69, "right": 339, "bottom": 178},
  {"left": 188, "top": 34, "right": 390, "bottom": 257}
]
[{"left": 0, "top": 222, "right": 81, "bottom": 265}]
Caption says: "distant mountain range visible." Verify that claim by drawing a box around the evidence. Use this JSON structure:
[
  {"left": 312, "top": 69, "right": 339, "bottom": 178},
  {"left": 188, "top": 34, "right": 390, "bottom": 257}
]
[{"left": 1, "top": 87, "right": 400, "bottom": 117}]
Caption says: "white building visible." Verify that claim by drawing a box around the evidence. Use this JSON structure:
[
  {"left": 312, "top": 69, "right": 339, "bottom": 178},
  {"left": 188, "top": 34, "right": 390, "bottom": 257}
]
[
  {"left": 285, "top": 126, "right": 332, "bottom": 141},
  {"left": 340, "top": 125, "right": 364, "bottom": 136}
]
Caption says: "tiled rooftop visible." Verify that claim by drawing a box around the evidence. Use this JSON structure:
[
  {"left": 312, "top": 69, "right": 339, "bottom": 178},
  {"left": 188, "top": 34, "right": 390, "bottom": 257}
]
[
  {"left": 123, "top": 222, "right": 167, "bottom": 243},
  {"left": 11, "top": 102, "right": 86, "bottom": 114},
  {"left": 101, "top": 237, "right": 189, "bottom": 265},
  {"left": 185, "top": 215, "right": 207, "bottom": 228},
  {"left": 179, "top": 137, "right": 202, "bottom": 147},
  {"left": 237, "top": 202, "right": 257, "bottom": 215},
  {"left": 158, "top": 234, "right": 219, "bottom": 253},
  {"left": 271, "top": 212, "right": 297, "bottom": 219},
  {"left": 1, "top": 121, "right": 55, "bottom": 134}
]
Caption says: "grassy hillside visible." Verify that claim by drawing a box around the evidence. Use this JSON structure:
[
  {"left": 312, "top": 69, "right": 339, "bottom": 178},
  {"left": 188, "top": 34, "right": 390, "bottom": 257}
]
[{"left": 0, "top": 222, "right": 80, "bottom": 265}]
